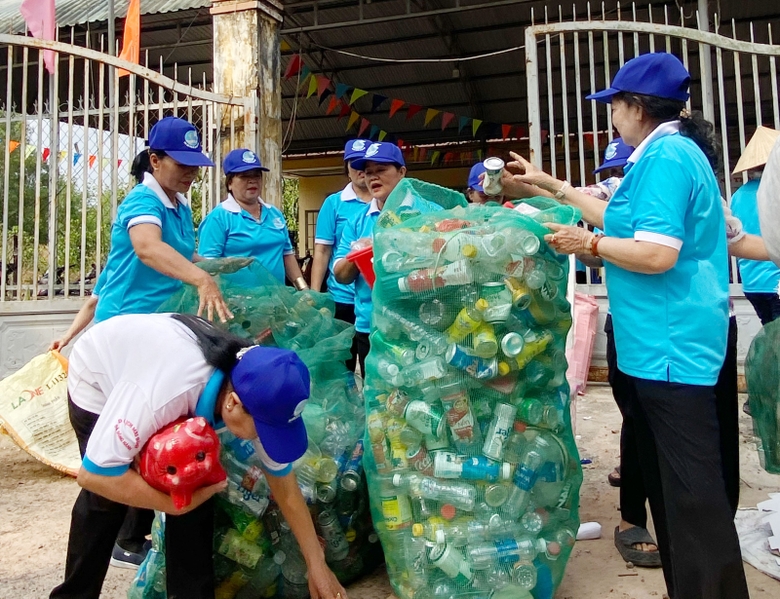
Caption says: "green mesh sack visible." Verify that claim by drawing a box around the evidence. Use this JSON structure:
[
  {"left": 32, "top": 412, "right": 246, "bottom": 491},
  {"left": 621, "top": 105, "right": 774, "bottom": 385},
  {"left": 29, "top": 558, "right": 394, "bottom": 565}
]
[
  {"left": 745, "top": 318, "right": 780, "bottom": 474},
  {"left": 129, "top": 259, "right": 382, "bottom": 599},
  {"left": 362, "top": 195, "right": 583, "bottom": 599}
]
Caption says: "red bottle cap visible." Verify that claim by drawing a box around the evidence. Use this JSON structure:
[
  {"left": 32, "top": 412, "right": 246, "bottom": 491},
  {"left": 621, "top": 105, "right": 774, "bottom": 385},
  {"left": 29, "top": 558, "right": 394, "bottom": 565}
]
[{"left": 440, "top": 504, "right": 456, "bottom": 520}]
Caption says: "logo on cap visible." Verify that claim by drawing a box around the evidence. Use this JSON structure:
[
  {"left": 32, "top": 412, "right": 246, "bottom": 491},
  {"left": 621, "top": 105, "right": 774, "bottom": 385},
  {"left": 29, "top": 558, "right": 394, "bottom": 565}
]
[
  {"left": 289, "top": 399, "right": 307, "bottom": 423},
  {"left": 242, "top": 150, "right": 257, "bottom": 164},
  {"left": 351, "top": 140, "right": 366, "bottom": 151},
  {"left": 184, "top": 130, "right": 199, "bottom": 149},
  {"left": 605, "top": 142, "right": 618, "bottom": 161},
  {"left": 365, "top": 143, "right": 380, "bottom": 158}
]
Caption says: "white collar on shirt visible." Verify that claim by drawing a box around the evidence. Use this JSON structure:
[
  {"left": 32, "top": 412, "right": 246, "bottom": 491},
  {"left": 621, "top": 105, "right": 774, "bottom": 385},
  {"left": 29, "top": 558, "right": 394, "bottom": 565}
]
[
  {"left": 142, "top": 172, "right": 190, "bottom": 208},
  {"left": 626, "top": 121, "right": 681, "bottom": 166},
  {"left": 222, "top": 193, "right": 269, "bottom": 214},
  {"left": 367, "top": 198, "right": 381, "bottom": 215},
  {"left": 340, "top": 182, "right": 358, "bottom": 202}
]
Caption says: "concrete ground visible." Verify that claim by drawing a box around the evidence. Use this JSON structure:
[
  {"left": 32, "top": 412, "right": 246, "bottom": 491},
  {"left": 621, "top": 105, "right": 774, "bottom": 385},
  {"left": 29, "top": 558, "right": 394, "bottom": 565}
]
[{"left": 1, "top": 385, "right": 778, "bottom": 598}]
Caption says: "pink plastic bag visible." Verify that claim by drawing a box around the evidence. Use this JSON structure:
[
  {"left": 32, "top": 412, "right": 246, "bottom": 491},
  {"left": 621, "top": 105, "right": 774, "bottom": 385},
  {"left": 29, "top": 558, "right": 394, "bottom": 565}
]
[{"left": 566, "top": 293, "right": 599, "bottom": 396}]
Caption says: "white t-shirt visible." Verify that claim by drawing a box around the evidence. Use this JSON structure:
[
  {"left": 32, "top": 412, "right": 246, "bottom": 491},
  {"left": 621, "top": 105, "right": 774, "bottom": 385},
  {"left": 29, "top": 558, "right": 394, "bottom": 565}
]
[{"left": 69, "top": 313, "right": 290, "bottom": 476}]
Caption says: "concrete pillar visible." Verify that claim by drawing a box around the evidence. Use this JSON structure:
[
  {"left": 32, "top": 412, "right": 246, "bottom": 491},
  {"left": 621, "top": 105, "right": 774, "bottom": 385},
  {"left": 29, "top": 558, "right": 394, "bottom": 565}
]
[{"left": 210, "top": 0, "right": 283, "bottom": 207}]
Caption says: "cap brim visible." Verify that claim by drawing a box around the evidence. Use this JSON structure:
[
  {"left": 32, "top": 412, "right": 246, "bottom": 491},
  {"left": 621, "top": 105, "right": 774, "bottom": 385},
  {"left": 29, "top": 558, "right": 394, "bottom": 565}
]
[
  {"left": 254, "top": 416, "right": 308, "bottom": 464},
  {"left": 585, "top": 88, "right": 620, "bottom": 103},
  {"left": 593, "top": 157, "right": 628, "bottom": 174},
  {"left": 350, "top": 157, "right": 402, "bottom": 170},
  {"left": 469, "top": 183, "right": 484, "bottom": 192},
  {"left": 226, "top": 164, "right": 270, "bottom": 174},
  {"left": 167, "top": 150, "right": 215, "bottom": 167}
]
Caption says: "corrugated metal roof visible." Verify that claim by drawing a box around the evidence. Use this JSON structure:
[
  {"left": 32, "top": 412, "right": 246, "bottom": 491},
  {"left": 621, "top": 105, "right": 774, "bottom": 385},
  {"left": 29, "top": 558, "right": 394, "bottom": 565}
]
[{"left": 0, "top": 0, "right": 210, "bottom": 35}]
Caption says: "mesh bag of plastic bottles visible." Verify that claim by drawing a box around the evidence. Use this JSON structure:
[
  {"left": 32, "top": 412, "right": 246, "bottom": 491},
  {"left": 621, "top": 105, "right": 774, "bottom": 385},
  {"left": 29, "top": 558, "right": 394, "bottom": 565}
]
[
  {"left": 745, "top": 318, "right": 780, "bottom": 474},
  {"left": 363, "top": 186, "right": 583, "bottom": 599},
  {"left": 128, "top": 259, "right": 382, "bottom": 599}
]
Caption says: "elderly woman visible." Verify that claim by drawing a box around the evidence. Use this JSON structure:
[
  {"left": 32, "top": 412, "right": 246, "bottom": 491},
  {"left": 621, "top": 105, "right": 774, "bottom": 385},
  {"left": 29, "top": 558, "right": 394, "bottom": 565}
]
[
  {"left": 197, "top": 149, "right": 307, "bottom": 290},
  {"left": 504, "top": 53, "right": 748, "bottom": 599}
]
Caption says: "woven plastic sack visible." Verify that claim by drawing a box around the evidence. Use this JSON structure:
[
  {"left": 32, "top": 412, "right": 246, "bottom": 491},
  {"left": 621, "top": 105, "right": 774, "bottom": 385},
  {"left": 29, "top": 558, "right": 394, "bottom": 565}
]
[
  {"left": 363, "top": 192, "right": 583, "bottom": 599},
  {"left": 129, "top": 259, "right": 382, "bottom": 599},
  {"left": 565, "top": 293, "right": 599, "bottom": 397},
  {"left": 745, "top": 318, "right": 780, "bottom": 474}
]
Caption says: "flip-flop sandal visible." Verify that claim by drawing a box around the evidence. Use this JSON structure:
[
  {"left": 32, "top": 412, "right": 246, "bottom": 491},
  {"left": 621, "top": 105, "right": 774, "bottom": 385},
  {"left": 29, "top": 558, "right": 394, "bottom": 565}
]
[
  {"left": 614, "top": 525, "right": 662, "bottom": 568},
  {"left": 608, "top": 466, "right": 621, "bottom": 487}
]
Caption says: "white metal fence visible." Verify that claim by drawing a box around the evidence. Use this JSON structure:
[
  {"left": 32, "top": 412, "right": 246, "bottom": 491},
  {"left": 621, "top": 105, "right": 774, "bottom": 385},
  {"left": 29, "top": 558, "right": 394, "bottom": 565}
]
[
  {"left": 0, "top": 33, "right": 256, "bottom": 302},
  {"left": 524, "top": 3, "right": 780, "bottom": 295}
]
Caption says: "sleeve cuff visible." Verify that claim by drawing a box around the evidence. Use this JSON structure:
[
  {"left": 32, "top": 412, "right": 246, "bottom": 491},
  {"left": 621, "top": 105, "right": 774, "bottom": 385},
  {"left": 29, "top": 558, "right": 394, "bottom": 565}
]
[
  {"left": 127, "top": 215, "right": 163, "bottom": 230},
  {"left": 333, "top": 257, "right": 346, "bottom": 268},
  {"left": 314, "top": 238, "right": 334, "bottom": 246},
  {"left": 634, "top": 231, "right": 683, "bottom": 251},
  {"left": 82, "top": 456, "right": 131, "bottom": 477},
  {"left": 283, "top": 250, "right": 295, "bottom": 256},
  {"left": 263, "top": 463, "right": 292, "bottom": 477}
]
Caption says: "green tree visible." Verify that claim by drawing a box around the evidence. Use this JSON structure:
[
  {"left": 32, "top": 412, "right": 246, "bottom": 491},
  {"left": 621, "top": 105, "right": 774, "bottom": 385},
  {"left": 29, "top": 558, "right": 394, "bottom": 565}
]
[{"left": 282, "top": 177, "right": 299, "bottom": 251}]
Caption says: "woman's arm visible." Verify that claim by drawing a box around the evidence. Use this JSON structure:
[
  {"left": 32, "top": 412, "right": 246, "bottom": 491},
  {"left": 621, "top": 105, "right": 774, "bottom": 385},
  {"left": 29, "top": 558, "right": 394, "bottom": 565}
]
[
  {"left": 310, "top": 244, "right": 332, "bottom": 292},
  {"left": 129, "top": 224, "right": 232, "bottom": 322},
  {"left": 264, "top": 471, "right": 348, "bottom": 599},
  {"left": 49, "top": 295, "right": 98, "bottom": 350},
  {"left": 729, "top": 233, "right": 770, "bottom": 261},
  {"left": 284, "top": 254, "right": 308, "bottom": 290}
]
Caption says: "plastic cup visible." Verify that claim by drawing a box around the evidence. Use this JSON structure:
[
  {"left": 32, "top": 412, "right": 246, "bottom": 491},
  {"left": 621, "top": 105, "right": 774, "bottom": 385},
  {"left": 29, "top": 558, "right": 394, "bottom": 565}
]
[{"left": 346, "top": 245, "right": 376, "bottom": 288}]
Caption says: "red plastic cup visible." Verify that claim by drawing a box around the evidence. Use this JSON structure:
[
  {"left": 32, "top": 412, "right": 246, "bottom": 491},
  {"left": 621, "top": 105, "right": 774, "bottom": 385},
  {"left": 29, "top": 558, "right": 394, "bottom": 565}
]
[{"left": 346, "top": 245, "right": 376, "bottom": 288}]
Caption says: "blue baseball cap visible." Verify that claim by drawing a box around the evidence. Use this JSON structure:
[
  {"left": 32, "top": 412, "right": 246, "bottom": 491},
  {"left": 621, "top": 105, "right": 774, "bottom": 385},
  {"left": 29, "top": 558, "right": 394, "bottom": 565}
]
[
  {"left": 231, "top": 346, "right": 311, "bottom": 464},
  {"left": 468, "top": 162, "right": 487, "bottom": 192},
  {"left": 344, "top": 139, "right": 370, "bottom": 162},
  {"left": 148, "top": 117, "right": 214, "bottom": 167},
  {"left": 223, "top": 149, "right": 269, "bottom": 175},
  {"left": 350, "top": 142, "right": 405, "bottom": 170},
  {"left": 594, "top": 138, "right": 634, "bottom": 173},
  {"left": 586, "top": 53, "right": 691, "bottom": 103}
]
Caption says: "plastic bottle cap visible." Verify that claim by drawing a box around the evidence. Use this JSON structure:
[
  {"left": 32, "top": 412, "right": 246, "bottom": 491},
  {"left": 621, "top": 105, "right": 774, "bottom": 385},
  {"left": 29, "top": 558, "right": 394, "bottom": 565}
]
[
  {"left": 500, "top": 462, "right": 512, "bottom": 480},
  {"left": 513, "top": 421, "right": 527, "bottom": 433},
  {"left": 273, "top": 551, "right": 287, "bottom": 565},
  {"left": 435, "top": 529, "right": 446, "bottom": 544},
  {"left": 412, "top": 523, "right": 424, "bottom": 537},
  {"left": 475, "top": 298, "right": 489, "bottom": 311},
  {"left": 345, "top": 528, "right": 357, "bottom": 542},
  {"left": 388, "top": 364, "right": 399, "bottom": 376},
  {"left": 547, "top": 541, "right": 561, "bottom": 556},
  {"left": 462, "top": 244, "right": 478, "bottom": 258},
  {"left": 498, "top": 362, "right": 511, "bottom": 376},
  {"left": 392, "top": 473, "right": 402, "bottom": 486},
  {"left": 440, "top": 504, "right": 456, "bottom": 520},
  {"left": 398, "top": 278, "right": 410, "bottom": 293}
]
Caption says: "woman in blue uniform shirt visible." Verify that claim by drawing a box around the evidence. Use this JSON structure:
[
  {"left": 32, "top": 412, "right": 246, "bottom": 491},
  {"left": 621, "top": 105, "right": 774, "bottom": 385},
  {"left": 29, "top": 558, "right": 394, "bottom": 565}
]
[
  {"left": 198, "top": 149, "right": 308, "bottom": 290},
  {"left": 502, "top": 53, "right": 749, "bottom": 599}
]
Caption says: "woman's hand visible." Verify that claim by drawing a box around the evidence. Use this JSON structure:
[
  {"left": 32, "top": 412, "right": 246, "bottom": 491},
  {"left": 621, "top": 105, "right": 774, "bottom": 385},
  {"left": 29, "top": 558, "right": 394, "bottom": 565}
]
[
  {"left": 198, "top": 257, "right": 254, "bottom": 275},
  {"left": 196, "top": 274, "right": 233, "bottom": 323},
  {"left": 48, "top": 336, "right": 72, "bottom": 351},
  {"left": 544, "top": 223, "right": 595, "bottom": 255},
  {"left": 166, "top": 480, "right": 228, "bottom": 516},
  {"left": 504, "top": 151, "right": 566, "bottom": 196},
  {"left": 307, "top": 559, "right": 348, "bottom": 599}
]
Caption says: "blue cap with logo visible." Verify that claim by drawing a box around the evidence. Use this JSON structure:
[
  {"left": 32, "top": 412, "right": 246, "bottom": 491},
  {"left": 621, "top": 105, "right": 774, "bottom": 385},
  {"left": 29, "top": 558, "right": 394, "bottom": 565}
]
[
  {"left": 594, "top": 138, "right": 634, "bottom": 174},
  {"left": 586, "top": 53, "right": 691, "bottom": 103},
  {"left": 350, "top": 142, "right": 406, "bottom": 171},
  {"left": 223, "top": 149, "right": 270, "bottom": 175},
  {"left": 231, "top": 346, "right": 311, "bottom": 464},
  {"left": 148, "top": 116, "right": 214, "bottom": 167},
  {"left": 467, "top": 162, "right": 487, "bottom": 192},
  {"left": 344, "top": 139, "right": 369, "bottom": 162}
]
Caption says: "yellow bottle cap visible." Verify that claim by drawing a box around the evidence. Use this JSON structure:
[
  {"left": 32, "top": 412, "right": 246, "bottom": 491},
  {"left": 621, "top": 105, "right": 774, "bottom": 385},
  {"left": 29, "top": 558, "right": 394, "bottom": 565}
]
[
  {"left": 412, "top": 523, "right": 423, "bottom": 537},
  {"left": 346, "top": 528, "right": 357, "bottom": 542},
  {"left": 475, "top": 298, "right": 489, "bottom": 311},
  {"left": 498, "top": 362, "right": 511, "bottom": 376},
  {"left": 462, "top": 244, "right": 478, "bottom": 258}
]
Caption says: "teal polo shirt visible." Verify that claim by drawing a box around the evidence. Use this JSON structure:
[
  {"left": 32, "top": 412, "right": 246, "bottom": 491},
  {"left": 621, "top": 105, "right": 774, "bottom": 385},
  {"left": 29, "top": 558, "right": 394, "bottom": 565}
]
[
  {"left": 603, "top": 127, "right": 729, "bottom": 386},
  {"left": 94, "top": 173, "right": 196, "bottom": 323},
  {"left": 314, "top": 183, "right": 371, "bottom": 304},
  {"left": 197, "top": 195, "right": 294, "bottom": 284},
  {"left": 730, "top": 179, "right": 780, "bottom": 293}
]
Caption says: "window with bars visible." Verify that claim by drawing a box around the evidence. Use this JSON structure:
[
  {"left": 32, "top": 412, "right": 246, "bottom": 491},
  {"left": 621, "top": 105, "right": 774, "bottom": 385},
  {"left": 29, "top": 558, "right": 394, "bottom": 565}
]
[{"left": 304, "top": 210, "right": 319, "bottom": 256}]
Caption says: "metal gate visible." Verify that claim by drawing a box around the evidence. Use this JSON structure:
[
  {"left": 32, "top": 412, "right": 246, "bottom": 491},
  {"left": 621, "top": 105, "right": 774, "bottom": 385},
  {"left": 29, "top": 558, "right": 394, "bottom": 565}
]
[
  {"left": 0, "top": 33, "right": 257, "bottom": 302},
  {"left": 524, "top": 6, "right": 780, "bottom": 293}
]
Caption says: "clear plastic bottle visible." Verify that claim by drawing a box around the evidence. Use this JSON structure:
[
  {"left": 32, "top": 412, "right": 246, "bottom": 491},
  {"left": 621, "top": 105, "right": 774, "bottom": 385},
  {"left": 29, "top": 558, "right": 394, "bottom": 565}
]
[
  {"left": 378, "top": 477, "right": 413, "bottom": 530},
  {"left": 502, "top": 436, "right": 551, "bottom": 519},
  {"left": 392, "top": 472, "right": 477, "bottom": 511},
  {"left": 379, "top": 307, "right": 450, "bottom": 355},
  {"left": 433, "top": 452, "right": 510, "bottom": 482},
  {"left": 445, "top": 300, "right": 488, "bottom": 342},
  {"left": 468, "top": 536, "right": 559, "bottom": 569},
  {"left": 402, "top": 356, "right": 449, "bottom": 386},
  {"left": 482, "top": 403, "right": 518, "bottom": 461},
  {"left": 371, "top": 330, "right": 416, "bottom": 366},
  {"left": 515, "top": 398, "right": 544, "bottom": 426},
  {"left": 235, "top": 553, "right": 285, "bottom": 599},
  {"left": 503, "top": 422, "right": 528, "bottom": 464},
  {"left": 376, "top": 356, "right": 404, "bottom": 386},
  {"left": 398, "top": 260, "right": 474, "bottom": 294},
  {"left": 428, "top": 542, "right": 475, "bottom": 584}
]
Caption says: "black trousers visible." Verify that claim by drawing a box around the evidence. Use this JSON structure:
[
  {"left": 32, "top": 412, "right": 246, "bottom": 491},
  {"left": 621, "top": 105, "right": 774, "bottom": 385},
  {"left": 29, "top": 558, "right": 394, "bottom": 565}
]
[
  {"left": 624, "top": 376, "right": 748, "bottom": 599},
  {"left": 335, "top": 301, "right": 359, "bottom": 373},
  {"left": 744, "top": 291, "right": 780, "bottom": 326},
  {"left": 51, "top": 398, "right": 215, "bottom": 599},
  {"left": 355, "top": 331, "right": 371, "bottom": 379},
  {"left": 606, "top": 315, "right": 740, "bottom": 528}
]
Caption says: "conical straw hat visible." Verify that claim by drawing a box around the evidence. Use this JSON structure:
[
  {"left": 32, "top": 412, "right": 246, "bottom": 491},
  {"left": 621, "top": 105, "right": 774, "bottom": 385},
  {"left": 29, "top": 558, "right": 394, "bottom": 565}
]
[{"left": 733, "top": 126, "right": 780, "bottom": 174}]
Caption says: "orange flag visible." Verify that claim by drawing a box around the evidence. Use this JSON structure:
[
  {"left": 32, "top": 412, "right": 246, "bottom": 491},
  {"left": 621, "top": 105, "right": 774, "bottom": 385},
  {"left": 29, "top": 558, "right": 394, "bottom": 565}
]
[
  {"left": 8, "top": 140, "right": 20, "bottom": 153},
  {"left": 118, "top": 0, "right": 141, "bottom": 77}
]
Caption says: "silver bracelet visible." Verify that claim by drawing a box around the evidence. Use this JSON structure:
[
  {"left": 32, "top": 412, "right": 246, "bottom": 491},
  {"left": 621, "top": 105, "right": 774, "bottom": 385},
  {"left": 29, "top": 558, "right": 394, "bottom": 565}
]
[{"left": 554, "top": 181, "right": 570, "bottom": 200}]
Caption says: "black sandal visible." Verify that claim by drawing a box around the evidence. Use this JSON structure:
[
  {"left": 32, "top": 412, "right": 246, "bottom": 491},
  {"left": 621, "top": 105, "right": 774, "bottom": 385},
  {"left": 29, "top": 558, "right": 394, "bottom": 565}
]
[
  {"left": 607, "top": 466, "right": 621, "bottom": 487},
  {"left": 614, "top": 526, "right": 662, "bottom": 568}
]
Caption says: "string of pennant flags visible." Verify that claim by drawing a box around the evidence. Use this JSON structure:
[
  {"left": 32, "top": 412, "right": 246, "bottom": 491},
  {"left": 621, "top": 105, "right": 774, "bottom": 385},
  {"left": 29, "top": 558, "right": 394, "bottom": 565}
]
[{"left": 5, "top": 140, "right": 123, "bottom": 168}]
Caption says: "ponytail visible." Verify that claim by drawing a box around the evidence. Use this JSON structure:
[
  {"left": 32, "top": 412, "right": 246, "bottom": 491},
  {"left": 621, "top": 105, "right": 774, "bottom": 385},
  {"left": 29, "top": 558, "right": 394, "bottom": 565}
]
[
  {"left": 130, "top": 148, "right": 153, "bottom": 184},
  {"left": 171, "top": 314, "right": 252, "bottom": 374},
  {"left": 614, "top": 92, "right": 721, "bottom": 172}
]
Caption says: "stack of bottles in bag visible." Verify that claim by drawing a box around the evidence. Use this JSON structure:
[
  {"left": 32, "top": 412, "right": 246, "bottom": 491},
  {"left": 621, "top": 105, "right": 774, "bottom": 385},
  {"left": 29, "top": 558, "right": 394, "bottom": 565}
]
[
  {"left": 129, "top": 259, "right": 382, "bottom": 599},
  {"left": 745, "top": 318, "right": 780, "bottom": 474},
  {"left": 363, "top": 198, "right": 583, "bottom": 599}
]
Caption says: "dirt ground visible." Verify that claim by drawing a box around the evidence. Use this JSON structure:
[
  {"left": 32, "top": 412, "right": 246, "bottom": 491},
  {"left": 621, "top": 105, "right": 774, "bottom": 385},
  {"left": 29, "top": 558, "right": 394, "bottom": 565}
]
[{"left": 2, "top": 385, "right": 779, "bottom": 599}]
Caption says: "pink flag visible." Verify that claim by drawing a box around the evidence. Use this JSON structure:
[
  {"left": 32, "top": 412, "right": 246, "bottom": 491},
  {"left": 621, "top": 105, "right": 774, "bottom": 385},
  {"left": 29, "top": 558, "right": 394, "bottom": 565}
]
[{"left": 20, "top": 0, "right": 56, "bottom": 75}]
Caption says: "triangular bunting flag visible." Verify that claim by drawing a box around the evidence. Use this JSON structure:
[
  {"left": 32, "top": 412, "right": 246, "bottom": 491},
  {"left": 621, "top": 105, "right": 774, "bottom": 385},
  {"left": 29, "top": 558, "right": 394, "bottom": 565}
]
[
  {"left": 335, "top": 83, "right": 350, "bottom": 99},
  {"left": 316, "top": 76, "right": 331, "bottom": 98},
  {"left": 42, "top": 148, "right": 50, "bottom": 161},
  {"left": 441, "top": 112, "right": 455, "bottom": 130},
  {"left": 424, "top": 109, "right": 440, "bottom": 127},
  {"left": 396, "top": 139, "right": 405, "bottom": 149},
  {"left": 326, "top": 95, "right": 340, "bottom": 115},
  {"left": 378, "top": 130, "right": 387, "bottom": 141},
  {"left": 319, "top": 89, "right": 332, "bottom": 105},
  {"left": 58, "top": 150, "right": 67, "bottom": 160},
  {"left": 118, "top": 159, "right": 123, "bottom": 167},
  {"left": 73, "top": 152, "right": 81, "bottom": 165},
  {"left": 25, "top": 145, "right": 35, "bottom": 158},
  {"left": 502, "top": 124, "right": 512, "bottom": 140},
  {"left": 358, "top": 118, "right": 370, "bottom": 137},
  {"left": 338, "top": 102, "right": 351, "bottom": 120},
  {"left": 458, "top": 116, "right": 470, "bottom": 133},
  {"left": 8, "top": 140, "right": 19, "bottom": 153},
  {"left": 369, "top": 125, "right": 380, "bottom": 140},
  {"left": 307, "top": 75, "right": 318, "bottom": 98},
  {"left": 371, "top": 94, "right": 388, "bottom": 112},
  {"left": 88, "top": 155, "right": 96, "bottom": 167},
  {"left": 406, "top": 104, "right": 422, "bottom": 121},
  {"left": 389, "top": 99, "right": 405, "bottom": 119},
  {"left": 298, "top": 66, "right": 311, "bottom": 87},
  {"left": 444, "top": 152, "right": 455, "bottom": 164},
  {"left": 430, "top": 150, "right": 441, "bottom": 165},
  {"left": 347, "top": 111, "right": 360, "bottom": 130},
  {"left": 284, "top": 54, "right": 302, "bottom": 80},
  {"left": 472, "top": 119, "right": 483, "bottom": 137},
  {"left": 102, "top": 158, "right": 110, "bottom": 167},
  {"left": 516, "top": 125, "right": 528, "bottom": 138},
  {"left": 349, "top": 88, "right": 369, "bottom": 105}
]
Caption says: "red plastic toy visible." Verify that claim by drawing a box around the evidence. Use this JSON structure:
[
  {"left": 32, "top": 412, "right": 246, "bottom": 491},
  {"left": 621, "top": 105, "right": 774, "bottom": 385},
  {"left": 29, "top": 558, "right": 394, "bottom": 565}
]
[{"left": 139, "top": 416, "right": 227, "bottom": 510}]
